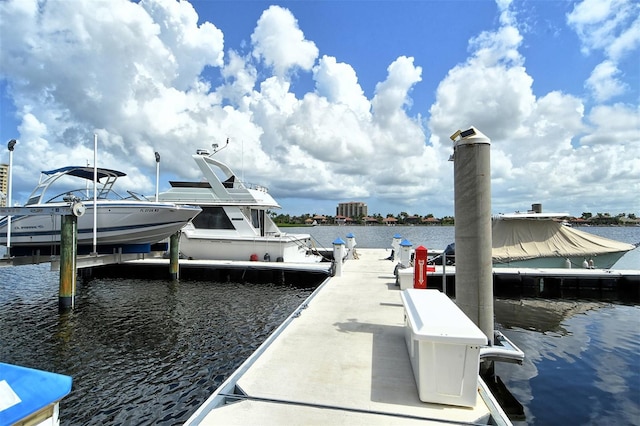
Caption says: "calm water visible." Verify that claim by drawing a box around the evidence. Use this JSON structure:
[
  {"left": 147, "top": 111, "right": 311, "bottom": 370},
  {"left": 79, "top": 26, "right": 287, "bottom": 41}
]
[{"left": 1, "top": 225, "right": 639, "bottom": 425}]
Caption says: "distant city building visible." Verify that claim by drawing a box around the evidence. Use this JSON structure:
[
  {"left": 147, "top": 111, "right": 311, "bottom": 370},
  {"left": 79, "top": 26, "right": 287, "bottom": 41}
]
[
  {"left": 0, "top": 163, "right": 7, "bottom": 207},
  {"left": 336, "top": 201, "right": 367, "bottom": 219}
]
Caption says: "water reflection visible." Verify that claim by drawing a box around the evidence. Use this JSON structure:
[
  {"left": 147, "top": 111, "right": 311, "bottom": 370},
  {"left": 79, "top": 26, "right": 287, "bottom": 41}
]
[
  {"left": 496, "top": 301, "right": 640, "bottom": 425},
  {"left": 495, "top": 298, "right": 605, "bottom": 334}
]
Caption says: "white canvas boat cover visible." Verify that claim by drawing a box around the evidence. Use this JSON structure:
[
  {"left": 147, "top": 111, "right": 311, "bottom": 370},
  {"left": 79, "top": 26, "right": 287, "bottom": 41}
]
[{"left": 492, "top": 218, "right": 635, "bottom": 263}]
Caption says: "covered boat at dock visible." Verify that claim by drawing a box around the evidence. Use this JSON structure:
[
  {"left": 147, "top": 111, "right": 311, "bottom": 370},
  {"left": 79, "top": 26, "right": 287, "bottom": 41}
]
[
  {"left": 492, "top": 211, "right": 636, "bottom": 268},
  {"left": 429, "top": 206, "right": 636, "bottom": 269}
]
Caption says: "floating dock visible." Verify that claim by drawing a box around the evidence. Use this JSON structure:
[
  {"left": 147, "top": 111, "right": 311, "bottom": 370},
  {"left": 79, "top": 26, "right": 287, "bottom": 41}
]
[
  {"left": 78, "top": 256, "right": 333, "bottom": 286},
  {"left": 123, "top": 257, "right": 333, "bottom": 274},
  {"left": 186, "top": 248, "right": 510, "bottom": 425},
  {"left": 397, "top": 265, "right": 640, "bottom": 301},
  {"left": 1, "top": 252, "right": 333, "bottom": 287}
]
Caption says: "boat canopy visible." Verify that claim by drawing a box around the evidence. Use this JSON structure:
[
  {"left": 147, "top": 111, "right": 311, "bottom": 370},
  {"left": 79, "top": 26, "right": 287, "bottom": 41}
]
[
  {"left": 42, "top": 166, "right": 126, "bottom": 181},
  {"left": 25, "top": 166, "right": 128, "bottom": 205},
  {"left": 492, "top": 218, "right": 635, "bottom": 262}
]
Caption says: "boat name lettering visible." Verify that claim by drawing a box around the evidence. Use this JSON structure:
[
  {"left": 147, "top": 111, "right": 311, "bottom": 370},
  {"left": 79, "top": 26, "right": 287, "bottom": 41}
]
[{"left": 140, "top": 208, "right": 160, "bottom": 213}]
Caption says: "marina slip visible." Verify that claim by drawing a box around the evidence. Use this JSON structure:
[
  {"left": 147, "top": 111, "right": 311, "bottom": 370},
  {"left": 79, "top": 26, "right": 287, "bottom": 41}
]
[
  {"left": 1, "top": 226, "right": 638, "bottom": 424},
  {"left": 186, "top": 248, "right": 511, "bottom": 425}
]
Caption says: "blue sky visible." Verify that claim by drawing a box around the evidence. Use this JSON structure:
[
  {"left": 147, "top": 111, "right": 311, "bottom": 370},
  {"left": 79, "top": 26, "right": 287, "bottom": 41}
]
[{"left": 1, "top": 0, "right": 638, "bottom": 218}]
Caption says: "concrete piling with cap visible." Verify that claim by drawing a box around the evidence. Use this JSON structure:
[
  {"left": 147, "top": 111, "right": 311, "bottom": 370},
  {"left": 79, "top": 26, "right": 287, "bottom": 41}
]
[{"left": 450, "top": 127, "right": 494, "bottom": 345}]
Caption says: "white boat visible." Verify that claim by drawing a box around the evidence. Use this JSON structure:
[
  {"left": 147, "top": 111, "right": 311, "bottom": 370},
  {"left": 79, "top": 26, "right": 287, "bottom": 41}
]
[
  {"left": 491, "top": 208, "right": 636, "bottom": 269},
  {"left": 0, "top": 166, "right": 202, "bottom": 256},
  {"left": 158, "top": 149, "right": 322, "bottom": 263},
  {"left": 428, "top": 206, "right": 637, "bottom": 269}
]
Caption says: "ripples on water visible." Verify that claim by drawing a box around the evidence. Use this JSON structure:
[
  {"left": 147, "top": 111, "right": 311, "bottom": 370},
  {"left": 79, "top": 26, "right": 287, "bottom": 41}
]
[{"left": 0, "top": 264, "right": 315, "bottom": 424}]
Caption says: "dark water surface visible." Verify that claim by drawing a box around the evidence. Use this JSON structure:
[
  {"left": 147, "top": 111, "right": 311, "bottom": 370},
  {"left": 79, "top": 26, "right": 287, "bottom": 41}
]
[
  {"left": 0, "top": 266, "right": 314, "bottom": 425},
  {"left": 1, "top": 225, "right": 639, "bottom": 425}
]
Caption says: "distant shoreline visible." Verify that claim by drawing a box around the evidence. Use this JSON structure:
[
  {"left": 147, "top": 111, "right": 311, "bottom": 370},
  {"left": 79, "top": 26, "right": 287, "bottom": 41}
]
[{"left": 278, "top": 223, "right": 639, "bottom": 228}]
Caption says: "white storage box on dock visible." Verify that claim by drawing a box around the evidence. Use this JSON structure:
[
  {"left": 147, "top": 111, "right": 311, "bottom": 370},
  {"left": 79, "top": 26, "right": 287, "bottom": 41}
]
[{"left": 400, "top": 288, "right": 488, "bottom": 407}]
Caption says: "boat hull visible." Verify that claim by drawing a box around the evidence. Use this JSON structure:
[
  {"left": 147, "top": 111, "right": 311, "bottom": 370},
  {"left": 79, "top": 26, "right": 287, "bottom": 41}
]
[
  {"left": 179, "top": 230, "right": 322, "bottom": 263},
  {"left": 492, "top": 251, "right": 628, "bottom": 269},
  {"left": 0, "top": 202, "right": 201, "bottom": 254}
]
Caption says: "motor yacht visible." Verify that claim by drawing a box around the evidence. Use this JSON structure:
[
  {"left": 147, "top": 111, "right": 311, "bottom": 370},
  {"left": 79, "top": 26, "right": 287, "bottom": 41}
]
[{"left": 158, "top": 149, "right": 322, "bottom": 263}]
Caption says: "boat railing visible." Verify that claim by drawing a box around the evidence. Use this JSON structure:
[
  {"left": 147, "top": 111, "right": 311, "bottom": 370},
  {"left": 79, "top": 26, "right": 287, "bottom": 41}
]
[
  {"left": 249, "top": 183, "right": 269, "bottom": 193},
  {"left": 41, "top": 188, "right": 127, "bottom": 204},
  {"left": 124, "top": 191, "right": 152, "bottom": 201},
  {"left": 307, "top": 234, "right": 333, "bottom": 261},
  {"left": 159, "top": 194, "right": 265, "bottom": 205},
  {"left": 228, "top": 181, "right": 268, "bottom": 193}
]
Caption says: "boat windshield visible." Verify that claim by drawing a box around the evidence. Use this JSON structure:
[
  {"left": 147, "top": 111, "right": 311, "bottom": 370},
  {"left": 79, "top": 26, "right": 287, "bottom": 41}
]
[{"left": 191, "top": 207, "right": 235, "bottom": 230}]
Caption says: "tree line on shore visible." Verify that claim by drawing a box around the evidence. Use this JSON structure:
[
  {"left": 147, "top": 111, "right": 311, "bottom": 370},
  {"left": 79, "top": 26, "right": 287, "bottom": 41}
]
[{"left": 272, "top": 211, "right": 639, "bottom": 226}]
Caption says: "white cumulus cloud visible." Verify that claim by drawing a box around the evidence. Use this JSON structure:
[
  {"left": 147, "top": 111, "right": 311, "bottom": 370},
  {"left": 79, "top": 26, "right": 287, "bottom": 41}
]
[{"left": 0, "top": 0, "right": 638, "bottom": 217}]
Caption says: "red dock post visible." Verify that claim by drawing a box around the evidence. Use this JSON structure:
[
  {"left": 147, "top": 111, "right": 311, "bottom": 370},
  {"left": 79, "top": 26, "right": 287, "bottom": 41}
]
[
  {"left": 414, "top": 246, "right": 427, "bottom": 289},
  {"left": 413, "top": 245, "right": 435, "bottom": 289}
]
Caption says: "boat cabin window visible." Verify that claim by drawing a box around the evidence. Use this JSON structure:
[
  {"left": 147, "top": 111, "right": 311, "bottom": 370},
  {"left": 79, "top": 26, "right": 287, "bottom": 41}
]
[{"left": 191, "top": 207, "right": 235, "bottom": 230}]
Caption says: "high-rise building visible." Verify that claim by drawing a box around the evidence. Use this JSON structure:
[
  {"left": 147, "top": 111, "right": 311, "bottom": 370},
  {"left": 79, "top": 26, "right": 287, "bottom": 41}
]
[
  {"left": 336, "top": 201, "right": 367, "bottom": 218},
  {"left": 0, "top": 163, "right": 8, "bottom": 207}
]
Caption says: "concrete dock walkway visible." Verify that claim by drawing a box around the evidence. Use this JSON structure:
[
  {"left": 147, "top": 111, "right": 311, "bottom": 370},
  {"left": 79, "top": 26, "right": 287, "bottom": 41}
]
[{"left": 187, "top": 248, "right": 507, "bottom": 425}]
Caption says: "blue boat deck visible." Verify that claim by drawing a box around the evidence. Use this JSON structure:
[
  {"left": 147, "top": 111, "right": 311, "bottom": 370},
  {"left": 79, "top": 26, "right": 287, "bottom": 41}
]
[{"left": 0, "top": 363, "right": 72, "bottom": 425}]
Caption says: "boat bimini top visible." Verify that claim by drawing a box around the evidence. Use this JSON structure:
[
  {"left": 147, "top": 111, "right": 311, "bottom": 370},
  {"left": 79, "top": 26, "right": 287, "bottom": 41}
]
[{"left": 26, "top": 166, "right": 128, "bottom": 205}]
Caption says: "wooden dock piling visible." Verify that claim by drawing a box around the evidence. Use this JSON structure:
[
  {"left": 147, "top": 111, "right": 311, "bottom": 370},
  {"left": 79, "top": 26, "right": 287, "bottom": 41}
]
[
  {"left": 59, "top": 214, "right": 77, "bottom": 312},
  {"left": 169, "top": 232, "right": 180, "bottom": 281}
]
